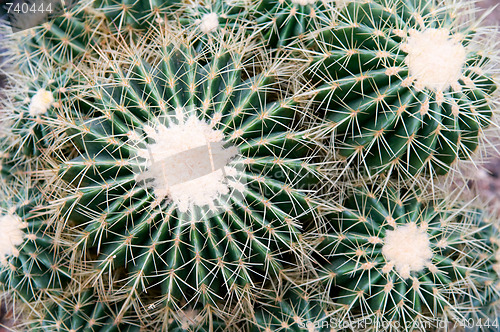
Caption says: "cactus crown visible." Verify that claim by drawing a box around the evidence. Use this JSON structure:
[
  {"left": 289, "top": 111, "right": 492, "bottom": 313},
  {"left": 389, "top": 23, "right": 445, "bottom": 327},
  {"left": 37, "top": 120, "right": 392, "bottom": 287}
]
[
  {"left": 31, "top": 27, "right": 322, "bottom": 324},
  {"left": 313, "top": 184, "right": 492, "bottom": 327},
  {"left": 305, "top": 0, "right": 498, "bottom": 178}
]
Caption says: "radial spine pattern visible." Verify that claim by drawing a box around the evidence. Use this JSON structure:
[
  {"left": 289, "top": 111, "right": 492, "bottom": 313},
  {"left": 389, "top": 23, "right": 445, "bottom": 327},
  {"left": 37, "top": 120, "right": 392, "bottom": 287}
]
[
  {"left": 49, "top": 31, "right": 320, "bottom": 320},
  {"left": 315, "top": 185, "right": 490, "bottom": 328},
  {"left": 306, "top": 0, "right": 498, "bottom": 177}
]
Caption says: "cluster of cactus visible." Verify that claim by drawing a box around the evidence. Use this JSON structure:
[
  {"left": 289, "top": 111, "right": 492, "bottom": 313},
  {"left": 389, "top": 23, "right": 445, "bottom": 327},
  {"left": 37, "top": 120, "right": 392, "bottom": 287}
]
[{"left": 0, "top": 0, "right": 499, "bottom": 331}]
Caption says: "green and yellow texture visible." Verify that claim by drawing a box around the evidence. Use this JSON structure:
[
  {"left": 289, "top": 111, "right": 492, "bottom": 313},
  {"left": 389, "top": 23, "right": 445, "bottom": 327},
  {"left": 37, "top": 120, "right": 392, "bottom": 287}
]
[
  {"left": 305, "top": 0, "right": 498, "bottom": 178},
  {"left": 34, "top": 28, "right": 321, "bottom": 326},
  {"left": 0, "top": 0, "right": 498, "bottom": 331},
  {"left": 313, "top": 185, "right": 497, "bottom": 329}
]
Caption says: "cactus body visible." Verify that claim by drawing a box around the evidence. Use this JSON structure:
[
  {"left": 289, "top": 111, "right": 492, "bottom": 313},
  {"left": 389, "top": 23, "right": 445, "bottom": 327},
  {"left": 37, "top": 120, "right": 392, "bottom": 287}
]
[
  {"left": 306, "top": 0, "right": 497, "bottom": 177},
  {"left": 251, "top": 284, "right": 331, "bottom": 331},
  {"left": 93, "top": 0, "right": 251, "bottom": 37},
  {"left": 465, "top": 213, "right": 500, "bottom": 331},
  {"left": 31, "top": 287, "right": 141, "bottom": 332},
  {"left": 93, "top": 0, "right": 179, "bottom": 32},
  {"left": 31, "top": 282, "right": 230, "bottom": 331},
  {"left": 13, "top": 1, "right": 106, "bottom": 69},
  {"left": 2, "top": 68, "right": 86, "bottom": 157},
  {"left": 316, "top": 186, "right": 488, "bottom": 328},
  {"left": 0, "top": 180, "right": 69, "bottom": 305},
  {"left": 50, "top": 33, "right": 319, "bottom": 318},
  {"left": 0, "top": 0, "right": 499, "bottom": 330},
  {"left": 179, "top": 1, "right": 252, "bottom": 34},
  {"left": 254, "top": 0, "right": 336, "bottom": 48}
]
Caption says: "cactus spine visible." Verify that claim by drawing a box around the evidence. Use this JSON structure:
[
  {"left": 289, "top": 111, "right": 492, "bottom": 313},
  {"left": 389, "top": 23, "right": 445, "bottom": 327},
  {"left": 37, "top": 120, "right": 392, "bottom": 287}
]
[
  {"left": 305, "top": 0, "right": 498, "bottom": 177},
  {"left": 0, "top": 0, "right": 499, "bottom": 331},
  {"left": 40, "top": 28, "right": 320, "bottom": 325},
  {"left": 313, "top": 185, "right": 494, "bottom": 328}
]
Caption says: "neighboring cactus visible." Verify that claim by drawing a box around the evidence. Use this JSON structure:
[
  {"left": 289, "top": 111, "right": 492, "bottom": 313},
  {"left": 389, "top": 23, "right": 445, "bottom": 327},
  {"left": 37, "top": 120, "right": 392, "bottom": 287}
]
[
  {"left": 253, "top": 0, "right": 337, "bottom": 48},
  {"left": 93, "top": 0, "right": 178, "bottom": 33},
  {"left": 30, "top": 280, "right": 230, "bottom": 331},
  {"left": 93, "top": 0, "right": 251, "bottom": 37},
  {"left": 305, "top": 0, "right": 498, "bottom": 177},
  {"left": 250, "top": 283, "right": 331, "bottom": 331},
  {"left": 153, "top": 306, "right": 229, "bottom": 331},
  {"left": 179, "top": 0, "right": 254, "bottom": 35},
  {"left": 46, "top": 31, "right": 320, "bottom": 322},
  {"left": 92, "top": 0, "right": 336, "bottom": 50},
  {"left": 1, "top": 66, "right": 87, "bottom": 157},
  {"left": 9, "top": 0, "right": 107, "bottom": 70},
  {"left": 0, "top": 176, "right": 69, "bottom": 308},
  {"left": 30, "top": 286, "right": 141, "bottom": 332},
  {"left": 314, "top": 185, "right": 489, "bottom": 328},
  {"left": 1, "top": 0, "right": 499, "bottom": 331},
  {"left": 464, "top": 212, "right": 500, "bottom": 331},
  {"left": 0, "top": 134, "right": 17, "bottom": 183}
]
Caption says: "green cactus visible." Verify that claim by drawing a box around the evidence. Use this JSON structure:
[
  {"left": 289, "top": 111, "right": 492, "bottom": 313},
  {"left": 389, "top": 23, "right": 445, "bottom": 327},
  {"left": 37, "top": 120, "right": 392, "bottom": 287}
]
[
  {"left": 93, "top": 0, "right": 255, "bottom": 52},
  {"left": 1, "top": 67, "right": 87, "bottom": 158},
  {"left": 11, "top": 1, "right": 107, "bottom": 70},
  {"left": 91, "top": 0, "right": 336, "bottom": 50},
  {"left": 250, "top": 283, "right": 332, "bottom": 331},
  {"left": 93, "top": 0, "right": 178, "bottom": 33},
  {"left": 0, "top": 0, "right": 499, "bottom": 331},
  {"left": 0, "top": 176, "right": 69, "bottom": 307},
  {"left": 464, "top": 212, "right": 500, "bottom": 331},
  {"left": 159, "top": 306, "right": 229, "bottom": 332},
  {"left": 30, "top": 286, "right": 142, "bottom": 332},
  {"left": 314, "top": 185, "right": 489, "bottom": 328},
  {"left": 254, "top": 0, "right": 338, "bottom": 48},
  {"left": 177, "top": 0, "right": 254, "bottom": 49},
  {"left": 305, "top": 0, "right": 498, "bottom": 177},
  {"left": 45, "top": 31, "right": 319, "bottom": 321},
  {"left": 32, "top": 285, "right": 230, "bottom": 332},
  {"left": 0, "top": 134, "right": 17, "bottom": 183},
  {"left": 26, "top": 274, "right": 230, "bottom": 331}
]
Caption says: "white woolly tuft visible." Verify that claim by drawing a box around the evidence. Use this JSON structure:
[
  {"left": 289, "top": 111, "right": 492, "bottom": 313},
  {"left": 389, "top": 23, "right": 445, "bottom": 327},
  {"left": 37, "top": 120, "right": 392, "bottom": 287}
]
[
  {"left": 404, "top": 28, "right": 466, "bottom": 91},
  {"left": 135, "top": 115, "right": 240, "bottom": 213},
  {"left": 28, "top": 89, "right": 54, "bottom": 116},
  {"left": 0, "top": 213, "right": 26, "bottom": 266},
  {"left": 382, "top": 222, "right": 433, "bottom": 279},
  {"left": 199, "top": 13, "right": 219, "bottom": 34}
]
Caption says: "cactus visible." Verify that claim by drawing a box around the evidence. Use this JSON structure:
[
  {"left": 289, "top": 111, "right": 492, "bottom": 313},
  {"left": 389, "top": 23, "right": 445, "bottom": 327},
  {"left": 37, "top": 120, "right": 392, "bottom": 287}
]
[
  {"left": 30, "top": 280, "right": 231, "bottom": 331},
  {"left": 180, "top": 1, "right": 252, "bottom": 30},
  {"left": 30, "top": 285, "right": 141, "bottom": 332},
  {"left": 0, "top": 66, "right": 86, "bottom": 158},
  {"left": 8, "top": 0, "right": 107, "bottom": 70},
  {"left": 92, "top": 0, "right": 336, "bottom": 50},
  {"left": 314, "top": 185, "right": 489, "bottom": 328},
  {"left": 464, "top": 212, "right": 500, "bottom": 331},
  {"left": 250, "top": 283, "right": 331, "bottom": 331},
  {"left": 177, "top": 0, "right": 254, "bottom": 50},
  {"left": 253, "top": 0, "right": 338, "bottom": 48},
  {"left": 0, "top": 0, "right": 499, "bottom": 331},
  {"left": 93, "top": 0, "right": 178, "bottom": 33},
  {"left": 305, "top": 0, "right": 498, "bottom": 177},
  {"left": 0, "top": 175, "right": 69, "bottom": 308},
  {"left": 94, "top": 0, "right": 255, "bottom": 52},
  {"left": 43, "top": 30, "right": 320, "bottom": 322},
  {"left": 92, "top": 0, "right": 251, "bottom": 37}
]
